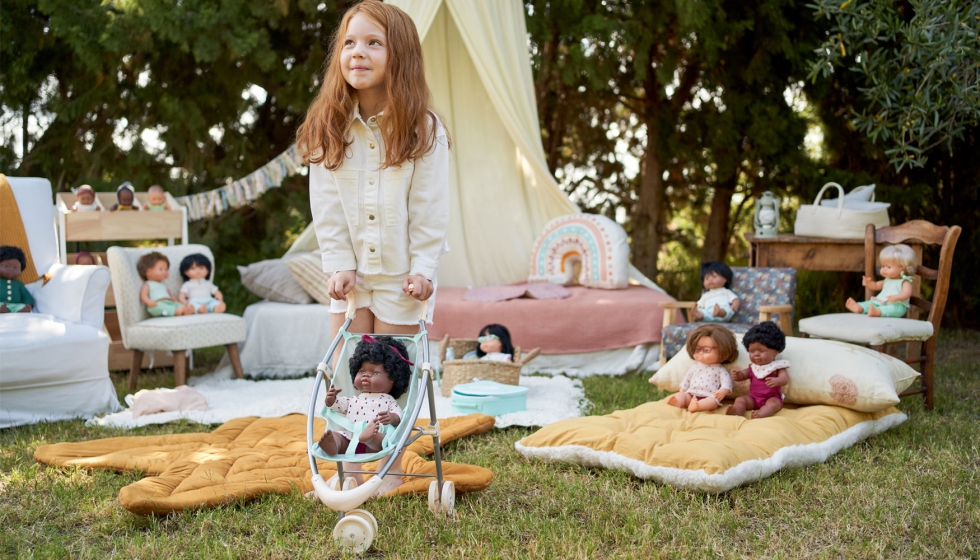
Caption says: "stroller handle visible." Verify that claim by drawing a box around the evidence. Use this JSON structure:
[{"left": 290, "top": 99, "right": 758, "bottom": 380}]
[{"left": 345, "top": 289, "right": 430, "bottom": 322}]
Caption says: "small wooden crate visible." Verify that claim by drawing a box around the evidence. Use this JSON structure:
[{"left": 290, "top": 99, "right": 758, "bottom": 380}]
[
  {"left": 437, "top": 335, "right": 540, "bottom": 397},
  {"left": 56, "top": 192, "right": 185, "bottom": 242}
]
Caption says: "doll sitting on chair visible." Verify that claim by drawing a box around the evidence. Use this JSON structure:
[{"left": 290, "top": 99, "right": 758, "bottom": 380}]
[
  {"left": 0, "top": 246, "right": 34, "bottom": 313},
  {"left": 318, "top": 335, "right": 412, "bottom": 456},
  {"left": 845, "top": 244, "right": 917, "bottom": 318},
  {"left": 137, "top": 252, "right": 192, "bottom": 317},
  {"left": 691, "top": 261, "right": 740, "bottom": 322},
  {"left": 177, "top": 253, "right": 226, "bottom": 314}
]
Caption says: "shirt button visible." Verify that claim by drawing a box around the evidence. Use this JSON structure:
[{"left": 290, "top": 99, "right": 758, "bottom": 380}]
[
  {"left": 369, "top": 179, "right": 375, "bottom": 185},
  {"left": 369, "top": 143, "right": 376, "bottom": 149},
  {"left": 369, "top": 246, "right": 376, "bottom": 253},
  {"left": 368, "top": 214, "right": 375, "bottom": 221}
]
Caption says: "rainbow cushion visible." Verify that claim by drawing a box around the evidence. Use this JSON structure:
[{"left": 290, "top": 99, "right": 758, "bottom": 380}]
[{"left": 528, "top": 214, "right": 629, "bottom": 289}]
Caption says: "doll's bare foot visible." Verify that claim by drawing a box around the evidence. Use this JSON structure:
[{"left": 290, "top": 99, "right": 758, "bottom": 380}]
[
  {"left": 845, "top": 298, "right": 863, "bottom": 314},
  {"left": 713, "top": 304, "right": 725, "bottom": 318},
  {"left": 751, "top": 398, "right": 783, "bottom": 419},
  {"left": 198, "top": 303, "right": 207, "bottom": 314},
  {"left": 318, "top": 431, "right": 338, "bottom": 455},
  {"left": 215, "top": 302, "right": 226, "bottom": 313},
  {"left": 726, "top": 401, "right": 744, "bottom": 416},
  {"left": 667, "top": 392, "right": 690, "bottom": 409},
  {"left": 688, "top": 397, "right": 701, "bottom": 412},
  {"left": 691, "top": 308, "right": 703, "bottom": 321},
  {"left": 359, "top": 418, "right": 380, "bottom": 443},
  {"left": 868, "top": 305, "right": 881, "bottom": 317}
]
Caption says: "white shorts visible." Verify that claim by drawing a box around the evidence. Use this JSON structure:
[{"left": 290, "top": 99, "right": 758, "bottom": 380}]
[{"left": 329, "top": 273, "right": 436, "bottom": 325}]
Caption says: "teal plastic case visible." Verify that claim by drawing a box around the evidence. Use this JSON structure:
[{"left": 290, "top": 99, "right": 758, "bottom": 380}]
[{"left": 450, "top": 379, "right": 528, "bottom": 416}]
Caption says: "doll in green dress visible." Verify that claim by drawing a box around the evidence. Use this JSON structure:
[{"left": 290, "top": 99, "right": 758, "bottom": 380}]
[
  {"left": 0, "top": 246, "right": 34, "bottom": 313},
  {"left": 137, "top": 252, "right": 193, "bottom": 317},
  {"left": 846, "top": 244, "right": 917, "bottom": 318}
]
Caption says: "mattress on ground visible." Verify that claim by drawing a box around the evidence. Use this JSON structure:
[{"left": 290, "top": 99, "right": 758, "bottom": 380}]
[
  {"left": 515, "top": 398, "right": 905, "bottom": 493},
  {"left": 428, "top": 286, "right": 679, "bottom": 355},
  {"left": 34, "top": 413, "right": 495, "bottom": 515}
]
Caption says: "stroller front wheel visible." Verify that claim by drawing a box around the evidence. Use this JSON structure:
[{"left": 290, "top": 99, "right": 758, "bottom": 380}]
[{"left": 333, "top": 514, "right": 375, "bottom": 553}]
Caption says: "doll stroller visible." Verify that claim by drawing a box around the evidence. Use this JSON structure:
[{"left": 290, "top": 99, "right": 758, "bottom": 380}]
[{"left": 307, "top": 293, "right": 453, "bottom": 553}]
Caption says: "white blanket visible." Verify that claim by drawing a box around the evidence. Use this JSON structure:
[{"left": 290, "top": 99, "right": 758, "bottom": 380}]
[{"left": 86, "top": 373, "right": 588, "bottom": 430}]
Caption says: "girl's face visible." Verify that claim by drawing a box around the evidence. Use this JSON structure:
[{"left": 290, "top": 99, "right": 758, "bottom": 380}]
[
  {"left": 747, "top": 342, "right": 778, "bottom": 366},
  {"left": 479, "top": 334, "right": 503, "bottom": 354},
  {"left": 340, "top": 14, "right": 388, "bottom": 96},
  {"left": 703, "top": 271, "right": 726, "bottom": 290},
  {"left": 145, "top": 259, "right": 170, "bottom": 282},
  {"left": 879, "top": 259, "right": 904, "bottom": 279},
  {"left": 185, "top": 263, "right": 209, "bottom": 280},
  {"left": 693, "top": 335, "right": 722, "bottom": 365},
  {"left": 354, "top": 361, "right": 395, "bottom": 394}
]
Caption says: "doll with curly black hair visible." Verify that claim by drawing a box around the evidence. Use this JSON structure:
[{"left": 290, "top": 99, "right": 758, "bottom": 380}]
[
  {"left": 318, "top": 335, "right": 414, "bottom": 456},
  {"left": 0, "top": 246, "right": 34, "bottom": 313},
  {"left": 726, "top": 321, "right": 790, "bottom": 419}
]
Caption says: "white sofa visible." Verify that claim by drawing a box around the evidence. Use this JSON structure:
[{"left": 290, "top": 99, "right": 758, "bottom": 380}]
[{"left": 0, "top": 177, "right": 121, "bottom": 428}]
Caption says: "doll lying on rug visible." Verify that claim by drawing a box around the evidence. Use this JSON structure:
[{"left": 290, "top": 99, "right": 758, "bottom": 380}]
[
  {"left": 0, "top": 246, "right": 34, "bottom": 313},
  {"left": 691, "top": 261, "right": 740, "bottom": 322},
  {"left": 666, "top": 324, "right": 738, "bottom": 412},
  {"left": 845, "top": 244, "right": 916, "bottom": 318},
  {"left": 137, "top": 252, "right": 192, "bottom": 317},
  {"left": 177, "top": 253, "right": 226, "bottom": 314}
]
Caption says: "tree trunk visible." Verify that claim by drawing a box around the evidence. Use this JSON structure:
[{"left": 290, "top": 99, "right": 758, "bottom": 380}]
[
  {"left": 22, "top": 101, "right": 29, "bottom": 165},
  {"left": 631, "top": 116, "right": 665, "bottom": 278},
  {"left": 701, "top": 173, "right": 738, "bottom": 262}
]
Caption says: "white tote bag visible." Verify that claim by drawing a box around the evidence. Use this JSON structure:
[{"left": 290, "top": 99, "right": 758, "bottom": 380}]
[{"left": 794, "top": 182, "right": 890, "bottom": 239}]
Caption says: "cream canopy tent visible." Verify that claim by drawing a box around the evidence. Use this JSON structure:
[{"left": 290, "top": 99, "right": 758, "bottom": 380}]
[{"left": 288, "top": 0, "right": 660, "bottom": 291}]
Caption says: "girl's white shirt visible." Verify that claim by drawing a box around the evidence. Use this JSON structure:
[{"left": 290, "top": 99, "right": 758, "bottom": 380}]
[{"left": 310, "top": 107, "right": 450, "bottom": 280}]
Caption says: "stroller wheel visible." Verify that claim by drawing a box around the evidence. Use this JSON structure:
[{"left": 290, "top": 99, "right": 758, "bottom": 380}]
[
  {"left": 427, "top": 480, "right": 441, "bottom": 513},
  {"left": 333, "top": 514, "right": 375, "bottom": 553},
  {"left": 327, "top": 474, "right": 359, "bottom": 492},
  {"left": 347, "top": 509, "right": 378, "bottom": 534},
  {"left": 440, "top": 481, "right": 456, "bottom": 514}
]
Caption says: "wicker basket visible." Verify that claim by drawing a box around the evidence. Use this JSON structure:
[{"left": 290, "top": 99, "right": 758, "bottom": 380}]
[{"left": 437, "top": 334, "right": 540, "bottom": 397}]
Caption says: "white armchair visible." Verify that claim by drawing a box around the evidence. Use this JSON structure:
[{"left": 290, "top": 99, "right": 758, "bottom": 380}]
[
  {"left": 106, "top": 244, "right": 246, "bottom": 389},
  {"left": 0, "top": 176, "right": 121, "bottom": 428}
]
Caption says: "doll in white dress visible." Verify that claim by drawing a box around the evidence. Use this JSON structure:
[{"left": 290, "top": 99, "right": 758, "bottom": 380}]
[{"left": 691, "top": 261, "right": 740, "bottom": 322}]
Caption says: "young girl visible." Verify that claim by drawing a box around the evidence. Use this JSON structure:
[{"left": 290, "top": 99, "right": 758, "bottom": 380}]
[
  {"left": 296, "top": 1, "right": 450, "bottom": 338},
  {"left": 691, "top": 261, "right": 740, "bottom": 322},
  {"left": 666, "top": 324, "right": 739, "bottom": 412},
  {"left": 726, "top": 321, "right": 790, "bottom": 419},
  {"left": 318, "top": 335, "right": 413, "bottom": 456},
  {"left": 845, "top": 244, "right": 917, "bottom": 318}
]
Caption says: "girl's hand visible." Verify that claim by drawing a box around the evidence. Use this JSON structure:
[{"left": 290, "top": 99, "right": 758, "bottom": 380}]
[
  {"left": 403, "top": 276, "right": 433, "bottom": 301},
  {"left": 327, "top": 270, "right": 356, "bottom": 300},
  {"left": 324, "top": 385, "right": 341, "bottom": 407}
]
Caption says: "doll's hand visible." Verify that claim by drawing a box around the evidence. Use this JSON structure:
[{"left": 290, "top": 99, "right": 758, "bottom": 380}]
[
  {"left": 21, "top": 303, "right": 32, "bottom": 313},
  {"left": 402, "top": 275, "right": 433, "bottom": 301},
  {"left": 327, "top": 271, "right": 356, "bottom": 300},
  {"left": 376, "top": 411, "right": 400, "bottom": 426},
  {"left": 861, "top": 275, "right": 873, "bottom": 288},
  {"left": 146, "top": 300, "right": 158, "bottom": 308},
  {"left": 324, "top": 385, "right": 341, "bottom": 407},
  {"left": 0, "top": 303, "right": 8, "bottom": 313},
  {"left": 765, "top": 377, "right": 780, "bottom": 387},
  {"left": 690, "top": 308, "right": 703, "bottom": 321},
  {"left": 713, "top": 388, "right": 730, "bottom": 401}
]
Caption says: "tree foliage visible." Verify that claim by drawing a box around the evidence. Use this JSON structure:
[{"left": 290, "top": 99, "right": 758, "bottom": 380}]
[{"left": 808, "top": 0, "right": 980, "bottom": 169}]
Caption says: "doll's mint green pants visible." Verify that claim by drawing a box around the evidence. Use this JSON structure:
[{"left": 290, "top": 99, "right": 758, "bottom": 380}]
[
  {"left": 147, "top": 300, "right": 182, "bottom": 317},
  {"left": 857, "top": 300, "right": 907, "bottom": 318}
]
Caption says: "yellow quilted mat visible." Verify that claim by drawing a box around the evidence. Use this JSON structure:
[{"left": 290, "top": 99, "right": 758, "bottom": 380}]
[
  {"left": 516, "top": 398, "right": 905, "bottom": 493},
  {"left": 35, "top": 413, "right": 495, "bottom": 514}
]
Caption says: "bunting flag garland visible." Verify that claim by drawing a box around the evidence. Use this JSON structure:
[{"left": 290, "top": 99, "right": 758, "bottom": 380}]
[{"left": 175, "top": 144, "right": 306, "bottom": 221}]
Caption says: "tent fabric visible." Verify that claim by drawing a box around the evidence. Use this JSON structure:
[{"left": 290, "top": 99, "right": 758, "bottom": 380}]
[{"left": 289, "top": 0, "right": 582, "bottom": 288}]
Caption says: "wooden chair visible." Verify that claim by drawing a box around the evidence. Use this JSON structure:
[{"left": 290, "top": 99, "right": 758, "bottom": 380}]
[
  {"left": 798, "top": 220, "right": 961, "bottom": 409},
  {"left": 658, "top": 267, "right": 797, "bottom": 366},
  {"left": 107, "top": 244, "right": 246, "bottom": 390}
]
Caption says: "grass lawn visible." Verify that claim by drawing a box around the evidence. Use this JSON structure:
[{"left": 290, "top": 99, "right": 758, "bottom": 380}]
[{"left": 2, "top": 331, "right": 979, "bottom": 559}]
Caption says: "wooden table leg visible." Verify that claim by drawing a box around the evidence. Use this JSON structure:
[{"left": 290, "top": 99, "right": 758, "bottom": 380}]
[{"left": 174, "top": 349, "right": 187, "bottom": 386}]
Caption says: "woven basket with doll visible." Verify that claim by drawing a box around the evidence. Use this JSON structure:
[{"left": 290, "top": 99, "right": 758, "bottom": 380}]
[{"left": 437, "top": 324, "right": 540, "bottom": 397}]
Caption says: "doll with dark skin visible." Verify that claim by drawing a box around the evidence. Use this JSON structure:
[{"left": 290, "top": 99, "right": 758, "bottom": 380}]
[
  {"left": 110, "top": 182, "right": 140, "bottom": 211},
  {"left": 667, "top": 324, "right": 738, "bottom": 412},
  {"left": 0, "top": 246, "right": 34, "bottom": 313},
  {"left": 691, "top": 261, "right": 741, "bottom": 322},
  {"left": 318, "top": 335, "right": 413, "bottom": 456},
  {"left": 726, "top": 321, "right": 790, "bottom": 419}
]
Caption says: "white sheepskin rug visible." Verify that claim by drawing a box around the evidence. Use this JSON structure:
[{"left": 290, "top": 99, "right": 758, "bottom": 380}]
[{"left": 87, "top": 374, "right": 588, "bottom": 430}]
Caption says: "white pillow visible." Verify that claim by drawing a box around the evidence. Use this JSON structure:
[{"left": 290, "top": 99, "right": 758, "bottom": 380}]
[
  {"left": 237, "top": 257, "right": 313, "bottom": 305},
  {"left": 649, "top": 335, "right": 919, "bottom": 412}
]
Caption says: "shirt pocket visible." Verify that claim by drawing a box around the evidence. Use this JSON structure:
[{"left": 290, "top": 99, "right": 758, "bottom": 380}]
[
  {"left": 333, "top": 170, "right": 361, "bottom": 227},
  {"left": 382, "top": 164, "right": 415, "bottom": 227}
]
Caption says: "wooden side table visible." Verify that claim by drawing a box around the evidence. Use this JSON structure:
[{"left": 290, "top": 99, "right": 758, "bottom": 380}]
[{"left": 745, "top": 233, "right": 866, "bottom": 272}]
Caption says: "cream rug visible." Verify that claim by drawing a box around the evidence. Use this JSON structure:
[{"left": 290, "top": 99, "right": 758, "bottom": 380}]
[{"left": 87, "top": 373, "right": 588, "bottom": 429}]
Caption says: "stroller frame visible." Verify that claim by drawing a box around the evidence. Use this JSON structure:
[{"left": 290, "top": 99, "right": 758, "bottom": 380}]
[{"left": 306, "top": 293, "right": 452, "bottom": 549}]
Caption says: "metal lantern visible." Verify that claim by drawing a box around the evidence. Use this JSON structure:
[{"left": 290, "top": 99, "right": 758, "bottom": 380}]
[{"left": 753, "top": 191, "right": 780, "bottom": 238}]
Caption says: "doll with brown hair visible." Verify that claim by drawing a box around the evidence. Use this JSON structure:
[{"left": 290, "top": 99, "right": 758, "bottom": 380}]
[
  {"left": 0, "top": 246, "right": 34, "bottom": 313},
  {"left": 726, "top": 322, "right": 790, "bottom": 419},
  {"left": 666, "top": 324, "right": 739, "bottom": 412},
  {"left": 845, "top": 243, "right": 917, "bottom": 318},
  {"left": 144, "top": 185, "right": 171, "bottom": 211},
  {"left": 110, "top": 182, "right": 141, "bottom": 211},
  {"left": 137, "top": 252, "right": 193, "bottom": 317}
]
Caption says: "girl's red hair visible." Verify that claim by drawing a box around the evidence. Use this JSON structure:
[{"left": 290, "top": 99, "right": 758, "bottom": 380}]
[{"left": 296, "top": 0, "right": 447, "bottom": 169}]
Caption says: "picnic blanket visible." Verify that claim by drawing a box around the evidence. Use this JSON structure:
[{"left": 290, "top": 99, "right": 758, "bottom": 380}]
[
  {"left": 516, "top": 398, "right": 905, "bottom": 493},
  {"left": 35, "top": 413, "right": 495, "bottom": 514},
  {"left": 430, "top": 286, "right": 678, "bottom": 354}
]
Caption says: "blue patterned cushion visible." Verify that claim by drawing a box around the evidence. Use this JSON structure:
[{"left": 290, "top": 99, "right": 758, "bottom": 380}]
[{"left": 661, "top": 267, "right": 796, "bottom": 360}]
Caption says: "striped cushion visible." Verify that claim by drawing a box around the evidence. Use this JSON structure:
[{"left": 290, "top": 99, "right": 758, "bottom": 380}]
[
  {"left": 284, "top": 252, "right": 331, "bottom": 304},
  {"left": 237, "top": 257, "right": 313, "bottom": 304}
]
